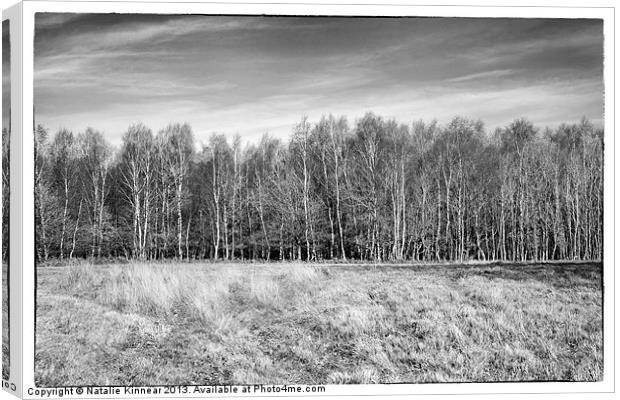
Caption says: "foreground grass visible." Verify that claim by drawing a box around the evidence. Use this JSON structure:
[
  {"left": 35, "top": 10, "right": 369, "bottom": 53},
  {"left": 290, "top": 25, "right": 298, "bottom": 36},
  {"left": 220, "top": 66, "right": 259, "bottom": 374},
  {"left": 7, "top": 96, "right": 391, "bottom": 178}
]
[
  {"left": 2, "top": 263, "right": 8, "bottom": 381},
  {"left": 35, "top": 261, "right": 602, "bottom": 386}
]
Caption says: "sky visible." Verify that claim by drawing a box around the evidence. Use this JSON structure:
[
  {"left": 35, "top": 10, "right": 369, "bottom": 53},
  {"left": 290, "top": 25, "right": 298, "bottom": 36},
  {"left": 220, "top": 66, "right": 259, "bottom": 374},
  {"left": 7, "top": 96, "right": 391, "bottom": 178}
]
[
  {"left": 33, "top": 14, "right": 604, "bottom": 146},
  {"left": 2, "top": 19, "right": 9, "bottom": 134}
]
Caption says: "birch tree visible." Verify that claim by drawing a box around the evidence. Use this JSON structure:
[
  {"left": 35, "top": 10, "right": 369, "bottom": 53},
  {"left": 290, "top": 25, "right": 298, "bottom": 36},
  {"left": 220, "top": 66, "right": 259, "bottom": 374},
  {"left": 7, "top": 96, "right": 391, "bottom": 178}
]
[
  {"left": 160, "top": 123, "right": 194, "bottom": 259},
  {"left": 118, "top": 123, "right": 154, "bottom": 260}
]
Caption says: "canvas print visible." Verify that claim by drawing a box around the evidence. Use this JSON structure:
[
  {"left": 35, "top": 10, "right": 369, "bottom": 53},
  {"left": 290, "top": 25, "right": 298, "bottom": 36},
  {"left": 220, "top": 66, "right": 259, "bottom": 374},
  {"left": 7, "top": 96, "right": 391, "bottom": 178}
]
[
  {"left": 2, "top": 17, "right": 9, "bottom": 383},
  {"left": 33, "top": 14, "right": 603, "bottom": 386}
]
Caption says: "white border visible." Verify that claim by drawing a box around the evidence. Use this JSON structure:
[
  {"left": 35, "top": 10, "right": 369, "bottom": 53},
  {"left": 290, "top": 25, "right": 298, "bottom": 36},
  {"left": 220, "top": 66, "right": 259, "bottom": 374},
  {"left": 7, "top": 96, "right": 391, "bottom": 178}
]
[
  {"left": 2, "top": 2, "right": 22, "bottom": 398},
  {"left": 11, "top": 1, "right": 618, "bottom": 398}
]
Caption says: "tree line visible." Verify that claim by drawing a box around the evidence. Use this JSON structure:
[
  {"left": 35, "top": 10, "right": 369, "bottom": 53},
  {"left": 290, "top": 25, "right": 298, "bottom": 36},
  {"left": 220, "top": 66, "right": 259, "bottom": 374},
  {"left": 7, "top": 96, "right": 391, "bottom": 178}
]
[
  {"left": 2, "top": 128, "right": 8, "bottom": 263},
  {"left": 31, "top": 113, "right": 603, "bottom": 263}
]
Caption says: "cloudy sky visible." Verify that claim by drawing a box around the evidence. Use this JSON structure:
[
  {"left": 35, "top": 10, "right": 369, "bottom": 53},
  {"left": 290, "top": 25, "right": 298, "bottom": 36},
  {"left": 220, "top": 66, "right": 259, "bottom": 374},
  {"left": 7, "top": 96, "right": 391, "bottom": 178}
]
[
  {"left": 34, "top": 13, "right": 603, "bottom": 145},
  {"left": 2, "top": 20, "right": 9, "bottom": 133}
]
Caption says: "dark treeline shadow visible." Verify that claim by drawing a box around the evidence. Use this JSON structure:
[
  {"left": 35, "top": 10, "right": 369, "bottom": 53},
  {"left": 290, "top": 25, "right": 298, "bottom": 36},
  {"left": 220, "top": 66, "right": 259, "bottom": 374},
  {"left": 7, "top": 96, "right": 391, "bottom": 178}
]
[{"left": 33, "top": 113, "right": 603, "bottom": 264}]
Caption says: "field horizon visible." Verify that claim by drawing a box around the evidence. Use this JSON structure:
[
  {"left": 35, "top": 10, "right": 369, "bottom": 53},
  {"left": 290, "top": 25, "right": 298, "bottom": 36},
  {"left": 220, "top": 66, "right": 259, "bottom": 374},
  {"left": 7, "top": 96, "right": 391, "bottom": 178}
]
[
  {"left": 35, "top": 257, "right": 602, "bottom": 269},
  {"left": 35, "top": 260, "right": 602, "bottom": 386}
]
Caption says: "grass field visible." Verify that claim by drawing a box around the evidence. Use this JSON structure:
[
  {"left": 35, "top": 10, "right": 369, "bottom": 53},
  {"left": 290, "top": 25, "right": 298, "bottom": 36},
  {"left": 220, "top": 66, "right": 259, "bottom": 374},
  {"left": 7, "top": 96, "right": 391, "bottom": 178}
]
[
  {"left": 35, "top": 261, "right": 602, "bottom": 386},
  {"left": 2, "top": 263, "right": 8, "bottom": 381}
]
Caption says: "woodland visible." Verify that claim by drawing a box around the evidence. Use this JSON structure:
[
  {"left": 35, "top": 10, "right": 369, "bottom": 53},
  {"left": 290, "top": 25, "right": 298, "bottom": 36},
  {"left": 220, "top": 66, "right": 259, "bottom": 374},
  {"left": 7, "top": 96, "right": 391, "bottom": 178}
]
[{"left": 14, "top": 113, "right": 603, "bottom": 263}]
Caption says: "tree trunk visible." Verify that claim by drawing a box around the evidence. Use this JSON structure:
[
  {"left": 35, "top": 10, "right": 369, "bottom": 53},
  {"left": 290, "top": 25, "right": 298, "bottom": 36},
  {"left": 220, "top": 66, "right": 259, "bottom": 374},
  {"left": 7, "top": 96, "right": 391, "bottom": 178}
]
[
  {"left": 69, "top": 198, "right": 83, "bottom": 259},
  {"left": 176, "top": 183, "right": 183, "bottom": 259},
  {"left": 185, "top": 213, "right": 192, "bottom": 261},
  {"left": 59, "top": 178, "right": 69, "bottom": 260}
]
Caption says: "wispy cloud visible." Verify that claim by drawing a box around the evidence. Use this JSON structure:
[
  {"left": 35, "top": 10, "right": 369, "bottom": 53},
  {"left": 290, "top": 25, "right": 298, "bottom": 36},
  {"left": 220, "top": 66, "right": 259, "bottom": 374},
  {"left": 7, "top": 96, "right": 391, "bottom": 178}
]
[
  {"left": 447, "top": 69, "right": 514, "bottom": 83},
  {"left": 2, "top": 19, "right": 10, "bottom": 132},
  {"left": 34, "top": 14, "right": 604, "bottom": 145}
]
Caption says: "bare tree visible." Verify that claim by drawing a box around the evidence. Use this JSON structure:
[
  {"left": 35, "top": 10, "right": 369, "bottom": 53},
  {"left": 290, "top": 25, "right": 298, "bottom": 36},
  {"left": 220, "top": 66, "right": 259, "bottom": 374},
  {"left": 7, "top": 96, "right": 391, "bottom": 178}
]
[
  {"left": 160, "top": 123, "right": 194, "bottom": 259},
  {"left": 49, "top": 129, "right": 78, "bottom": 260},
  {"left": 78, "top": 128, "right": 112, "bottom": 258},
  {"left": 119, "top": 123, "right": 154, "bottom": 260}
]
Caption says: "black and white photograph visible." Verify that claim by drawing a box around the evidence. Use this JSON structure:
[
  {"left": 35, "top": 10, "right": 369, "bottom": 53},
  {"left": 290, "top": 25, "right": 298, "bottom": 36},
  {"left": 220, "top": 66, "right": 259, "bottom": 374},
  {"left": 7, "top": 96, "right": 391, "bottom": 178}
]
[
  {"left": 31, "top": 11, "right": 604, "bottom": 388},
  {"left": 2, "top": 16, "right": 9, "bottom": 384}
]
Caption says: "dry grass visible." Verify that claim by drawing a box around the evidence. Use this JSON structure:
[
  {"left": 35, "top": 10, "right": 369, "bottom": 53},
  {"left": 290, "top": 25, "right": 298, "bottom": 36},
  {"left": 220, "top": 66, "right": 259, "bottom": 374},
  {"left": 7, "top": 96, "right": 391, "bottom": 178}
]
[
  {"left": 2, "top": 262, "right": 8, "bottom": 381},
  {"left": 35, "top": 261, "right": 602, "bottom": 386}
]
